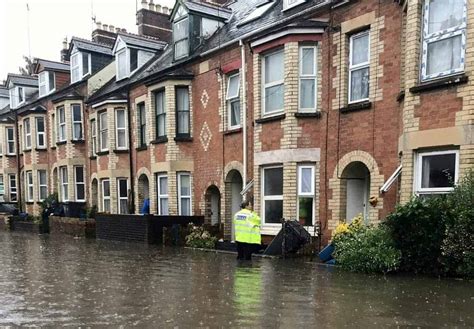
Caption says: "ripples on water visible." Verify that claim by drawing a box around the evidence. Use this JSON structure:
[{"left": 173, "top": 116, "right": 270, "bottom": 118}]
[{"left": 0, "top": 232, "right": 472, "bottom": 327}]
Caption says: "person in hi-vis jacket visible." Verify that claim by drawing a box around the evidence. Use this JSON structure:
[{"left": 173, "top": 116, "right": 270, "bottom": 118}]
[{"left": 233, "top": 200, "right": 261, "bottom": 260}]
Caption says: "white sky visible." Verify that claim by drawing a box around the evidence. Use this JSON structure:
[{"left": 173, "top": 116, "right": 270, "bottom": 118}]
[{"left": 0, "top": 0, "right": 176, "bottom": 81}]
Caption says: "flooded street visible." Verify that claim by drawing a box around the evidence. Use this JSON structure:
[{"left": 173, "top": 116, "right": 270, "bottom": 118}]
[{"left": 0, "top": 232, "right": 472, "bottom": 328}]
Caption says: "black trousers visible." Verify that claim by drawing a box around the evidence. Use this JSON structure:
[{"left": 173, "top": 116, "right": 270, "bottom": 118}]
[{"left": 237, "top": 242, "right": 257, "bottom": 260}]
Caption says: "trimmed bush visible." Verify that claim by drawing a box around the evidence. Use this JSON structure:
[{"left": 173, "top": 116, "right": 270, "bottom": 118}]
[
  {"left": 185, "top": 225, "right": 217, "bottom": 249},
  {"left": 333, "top": 216, "right": 401, "bottom": 274}
]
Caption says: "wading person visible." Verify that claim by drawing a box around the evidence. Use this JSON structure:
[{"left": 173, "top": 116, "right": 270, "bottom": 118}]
[{"left": 233, "top": 200, "right": 261, "bottom": 260}]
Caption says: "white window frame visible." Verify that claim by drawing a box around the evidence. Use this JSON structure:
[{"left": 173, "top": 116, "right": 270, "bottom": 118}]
[
  {"left": 6, "top": 127, "right": 15, "bottom": 155},
  {"left": 35, "top": 117, "right": 46, "bottom": 149},
  {"left": 8, "top": 174, "right": 17, "bottom": 202},
  {"left": 157, "top": 174, "right": 169, "bottom": 215},
  {"left": 38, "top": 71, "right": 55, "bottom": 97},
  {"left": 262, "top": 49, "right": 285, "bottom": 116},
  {"left": 102, "top": 179, "right": 111, "bottom": 213},
  {"left": 60, "top": 166, "right": 68, "bottom": 202},
  {"left": 421, "top": 0, "right": 467, "bottom": 81},
  {"left": 348, "top": 30, "right": 370, "bottom": 104},
  {"left": 178, "top": 172, "right": 192, "bottom": 216},
  {"left": 51, "top": 113, "right": 56, "bottom": 145},
  {"left": 38, "top": 170, "right": 48, "bottom": 202},
  {"left": 70, "top": 51, "right": 91, "bottom": 83},
  {"left": 99, "top": 111, "right": 108, "bottom": 152},
  {"left": 57, "top": 106, "right": 67, "bottom": 142},
  {"left": 17, "top": 86, "right": 25, "bottom": 105},
  {"left": 26, "top": 171, "right": 34, "bottom": 202},
  {"left": 74, "top": 166, "right": 85, "bottom": 202},
  {"left": 71, "top": 104, "right": 83, "bottom": 141},
  {"left": 283, "top": 0, "right": 306, "bottom": 10},
  {"left": 138, "top": 102, "right": 147, "bottom": 147},
  {"left": 91, "top": 119, "right": 97, "bottom": 155},
  {"left": 24, "top": 118, "right": 31, "bottom": 150},
  {"left": 299, "top": 45, "right": 318, "bottom": 113},
  {"left": 261, "top": 165, "right": 284, "bottom": 226},
  {"left": 115, "top": 108, "right": 128, "bottom": 150},
  {"left": 226, "top": 73, "right": 241, "bottom": 129},
  {"left": 155, "top": 90, "right": 166, "bottom": 138},
  {"left": 173, "top": 16, "right": 189, "bottom": 60},
  {"left": 117, "top": 178, "right": 129, "bottom": 214},
  {"left": 116, "top": 48, "right": 128, "bottom": 81},
  {"left": 297, "top": 165, "right": 315, "bottom": 227},
  {"left": 415, "top": 149, "right": 459, "bottom": 194},
  {"left": 0, "top": 135, "right": 3, "bottom": 155},
  {"left": 0, "top": 174, "right": 4, "bottom": 197}
]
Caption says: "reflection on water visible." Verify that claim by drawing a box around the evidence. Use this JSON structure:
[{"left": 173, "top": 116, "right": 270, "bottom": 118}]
[{"left": 0, "top": 232, "right": 472, "bottom": 327}]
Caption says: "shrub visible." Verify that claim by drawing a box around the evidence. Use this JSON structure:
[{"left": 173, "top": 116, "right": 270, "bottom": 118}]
[
  {"left": 441, "top": 171, "right": 474, "bottom": 278},
  {"left": 185, "top": 225, "right": 217, "bottom": 249},
  {"left": 333, "top": 215, "right": 401, "bottom": 274},
  {"left": 385, "top": 196, "right": 449, "bottom": 274}
]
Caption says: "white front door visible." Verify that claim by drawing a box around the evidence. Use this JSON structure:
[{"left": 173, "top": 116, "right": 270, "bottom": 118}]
[{"left": 346, "top": 178, "right": 367, "bottom": 222}]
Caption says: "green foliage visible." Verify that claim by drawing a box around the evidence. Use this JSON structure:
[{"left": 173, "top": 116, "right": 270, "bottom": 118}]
[
  {"left": 86, "top": 205, "right": 98, "bottom": 219},
  {"left": 385, "top": 196, "right": 448, "bottom": 274},
  {"left": 40, "top": 193, "right": 59, "bottom": 211},
  {"left": 441, "top": 170, "right": 474, "bottom": 278},
  {"left": 185, "top": 225, "right": 217, "bottom": 249},
  {"left": 333, "top": 222, "right": 401, "bottom": 274}
]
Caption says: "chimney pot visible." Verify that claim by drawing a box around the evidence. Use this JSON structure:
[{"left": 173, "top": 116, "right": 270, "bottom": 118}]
[
  {"left": 115, "top": 27, "right": 121, "bottom": 33},
  {"left": 122, "top": 28, "right": 127, "bottom": 32},
  {"left": 141, "top": 0, "right": 148, "bottom": 9},
  {"left": 163, "top": 6, "right": 169, "bottom": 15},
  {"left": 96, "top": 21, "right": 102, "bottom": 30},
  {"left": 109, "top": 25, "right": 115, "bottom": 32},
  {"left": 62, "top": 37, "right": 68, "bottom": 50},
  {"left": 156, "top": 4, "right": 162, "bottom": 12},
  {"left": 149, "top": 3, "right": 155, "bottom": 11},
  {"left": 103, "top": 24, "right": 109, "bottom": 31}
]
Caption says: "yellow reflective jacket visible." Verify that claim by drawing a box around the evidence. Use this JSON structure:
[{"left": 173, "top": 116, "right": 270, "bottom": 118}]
[{"left": 233, "top": 209, "right": 261, "bottom": 245}]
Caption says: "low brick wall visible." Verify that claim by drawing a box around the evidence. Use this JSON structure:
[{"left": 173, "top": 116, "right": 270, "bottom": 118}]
[
  {"left": 12, "top": 221, "right": 43, "bottom": 233},
  {"left": 49, "top": 216, "right": 95, "bottom": 238},
  {"left": 0, "top": 214, "right": 9, "bottom": 231}
]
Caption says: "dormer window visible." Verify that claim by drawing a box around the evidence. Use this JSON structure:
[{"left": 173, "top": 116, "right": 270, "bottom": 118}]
[
  {"left": 116, "top": 48, "right": 140, "bottom": 81},
  {"left": 38, "top": 71, "right": 55, "bottom": 97},
  {"left": 283, "top": 0, "right": 306, "bottom": 10},
  {"left": 70, "top": 51, "right": 91, "bottom": 83},
  {"left": 9, "top": 86, "right": 25, "bottom": 108},
  {"left": 173, "top": 6, "right": 189, "bottom": 60}
]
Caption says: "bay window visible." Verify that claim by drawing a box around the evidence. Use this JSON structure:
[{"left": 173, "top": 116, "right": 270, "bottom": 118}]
[
  {"left": 26, "top": 171, "right": 33, "bottom": 202},
  {"left": 117, "top": 178, "right": 129, "bottom": 214},
  {"left": 0, "top": 175, "right": 3, "bottom": 197},
  {"left": 36, "top": 117, "right": 46, "bottom": 148},
  {"left": 24, "top": 118, "right": 31, "bottom": 149},
  {"left": 138, "top": 103, "right": 147, "bottom": 147},
  {"left": 60, "top": 166, "right": 68, "bottom": 202},
  {"left": 115, "top": 109, "right": 127, "bottom": 150},
  {"left": 349, "top": 30, "right": 370, "bottom": 103},
  {"left": 262, "top": 166, "right": 283, "bottom": 224},
  {"left": 297, "top": 166, "right": 315, "bottom": 226},
  {"left": 263, "top": 50, "right": 284, "bottom": 115},
  {"left": 57, "top": 106, "right": 66, "bottom": 142},
  {"left": 6, "top": 127, "right": 15, "bottom": 155},
  {"left": 74, "top": 166, "right": 85, "bottom": 202},
  {"left": 38, "top": 170, "right": 48, "bottom": 201},
  {"left": 422, "top": 0, "right": 466, "bottom": 81},
  {"left": 157, "top": 174, "right": 169, "bottom": 215},
  {"left": 72, "top": 104, "right": 83, "bottom": 140},
  {"left": 102, "top": 179, "right": 111, "bottom": 213},
  {"left": 416, "top": 150, "right": 459, "bottom": 194},
  {"left": 91, "top": 119, "right": 97, "bottom": 155},
  {"left": 155, "top": 90, "right": 166, "bottom": 138},
  {"left": 99, "top": 111, "right": 108, "bottom": 151},
  {"left": 178, "top": 173, "right": 191, "bottom": 215},
  {"left": 176, "top": 87, "right": 190, "bottom": 137},
  {"left": 299, "top": 45, "right": 318, "bottom": 112},
  {"left": 226, "top": 73, "right": 241, "bottom": 129},
  {"left": 9, "top": 174, "right": 17, "bottom": 202}
]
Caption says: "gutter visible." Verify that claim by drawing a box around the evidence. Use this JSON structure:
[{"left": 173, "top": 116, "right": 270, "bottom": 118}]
[
  {"left": 13, "top": 110, "right": 22, "bottom": 212},
  {"left": 239, "top": 40, "right": 248, "bottom": 198},
  {"left": 126, "top": 90, "right": 135, "bottom": 214}
]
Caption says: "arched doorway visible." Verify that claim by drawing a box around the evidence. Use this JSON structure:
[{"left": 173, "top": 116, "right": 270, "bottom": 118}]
[
  {"left": 205, "top": 185, "right": 221, "bottom": 226},
  {"left": 342, "top": 161, "right": 370, "bottom": 222},
  {"left": 137, "top": 174, "right": 149, "bottom": 214},
  {"left": 91, "top": 178, "right": 98, "bottom": 208},
  {"left": 225, "top": 170, "right": 243, "bottom": 241}
]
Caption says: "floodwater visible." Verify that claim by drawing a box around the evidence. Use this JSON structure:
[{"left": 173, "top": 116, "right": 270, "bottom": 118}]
[{"left": 0, "top": 232, "right": 472, "bottom": 328}]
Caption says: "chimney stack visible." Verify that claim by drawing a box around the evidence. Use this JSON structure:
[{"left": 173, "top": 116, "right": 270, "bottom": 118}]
[
  {"left": 60, "top": 37, "right": 69, "bottom": 63},
  {"left": 91, "top": 22, "right": 120, "bottom": 47},
  {"left": 136, "top": 1, "right": 172, "bottom": 43}
]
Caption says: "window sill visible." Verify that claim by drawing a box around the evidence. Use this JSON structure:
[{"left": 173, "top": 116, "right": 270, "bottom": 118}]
[
  {"left": 340, "top": 101, "right": 372, "bottom": 113},
  {"left": 255, "top": 113, "right": 286, "bottom": 124},
  {"left": 150, "top": 137, "right": 168, "bottom": 144},
  {"left": 294, "top": 112, "right": 322, "bottom": 119},
  {"left": 410, "top": 74, "right": 468, "bottom": 94},
  {"left": 96, "top": 150, "right": 109, "bottom": 156},
  {"left": 23, "top": 149, "right": 32, "bottom": 153},
  {"left": 89, "top": 156, "right": 97, "bottom": 160},
  {"left": 71, "top": 139, "right": 85, "bottom": 144},
  {"left": 174, "top": 136, "right": 193, "bottom": 142},
  {"left": 25, "top": 201, "right": 35, "bottom": 205},
  {"left": 56, "top": 141, "right": 67, "bottom": 146},
  {"left": 396, "top": 90, "right": 405, "bottom": 103},
  {"left": 35, "top": 148, "right": 47, "bottom": 152},
  {"left": 5, "top": 154, "right": 16, "bottom": 157},
  {"left": 224, "top": 127, "right": 242, "bottom": 135},
  {"left": 113, "top": 149, "right": 129, "bottom": 154},
  {"left": 136, "top": 146, "right": 148, "bottom": 152},
  {"left": 50, "top": 146, "right": 56, "bottom": 150}
]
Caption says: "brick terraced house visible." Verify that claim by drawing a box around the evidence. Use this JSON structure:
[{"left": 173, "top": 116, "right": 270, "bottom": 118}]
[{"left": 0, "top": 0, "right": 472, "bottom": 245}]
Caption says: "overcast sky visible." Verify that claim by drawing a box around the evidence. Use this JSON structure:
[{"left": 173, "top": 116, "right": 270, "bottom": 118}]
[{"left": 0, "top": 0, "right": 176, "bottom": 81}]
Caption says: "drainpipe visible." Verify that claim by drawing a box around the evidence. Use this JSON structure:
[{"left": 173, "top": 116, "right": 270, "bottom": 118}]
[
  {"left": 239, "top": 39, "right": 248, "bottom": 198},
  {"left": 14, "top": 111, "right": 22, "bottom": 212},
  {"left": 126, "top": 90, "right": 135, "bottom": 214}
]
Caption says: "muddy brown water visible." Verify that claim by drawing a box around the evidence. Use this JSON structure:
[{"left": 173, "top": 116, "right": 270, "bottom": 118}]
[{"left": 0, "top": 231, "right": 472, "bottom": 328}]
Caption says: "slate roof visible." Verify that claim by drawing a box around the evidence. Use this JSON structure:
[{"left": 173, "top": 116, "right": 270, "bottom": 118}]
[
  {"left": 0, "top": 105, "right": 13, "bottom": 123},
  {"left": 70, "top": 37, "right": 113, "bottom": 56},
  {"left": 184, "top": 1, "right": 233, "bottom": 20},
  {"left": 117, "top": 32, "right": 167, "bottom": 52},
  {"left": 7, "top": 74, "right": 38, "bottom": 87},
  {"left": 35, "top": 58, "right": 70, "bottom": 72},
  {"left": 0, "top": 87, "right": 8, "bottom": 97}
]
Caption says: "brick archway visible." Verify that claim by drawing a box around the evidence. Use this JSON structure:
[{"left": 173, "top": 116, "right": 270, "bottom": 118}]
[
  {"left": 328, "top": 151, "right": 385, "bottom": 235},
  {"left": 136, "top": 168, "right": 151, "bottom": 214}
]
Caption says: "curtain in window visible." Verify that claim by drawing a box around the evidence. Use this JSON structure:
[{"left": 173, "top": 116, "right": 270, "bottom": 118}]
[
  {"left": 176, "top": 88, "right": 189, "bottom": 135},
  {"left": 427, "top": 36, "right": 462, "bottom": 76},
  {"left": 428, "top": 0, "right": 464, "bottom": 34}
]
